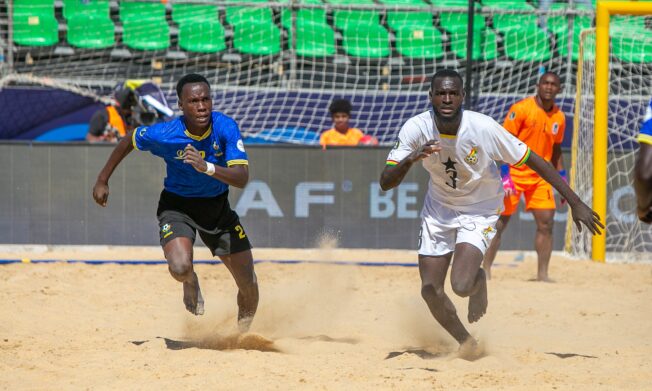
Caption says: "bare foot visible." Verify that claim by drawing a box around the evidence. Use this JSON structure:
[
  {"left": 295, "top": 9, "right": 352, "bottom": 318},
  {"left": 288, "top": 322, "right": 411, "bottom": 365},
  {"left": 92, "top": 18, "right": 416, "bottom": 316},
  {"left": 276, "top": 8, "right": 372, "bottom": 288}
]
[
  {"left": 238, "top": 316, "right": 254, "bottom": 333},
  {"left": 468, "top": 269, "right": 488, "bottom": 323},
  {"left": 458, "top": 337, "right": 485, "bottom": 361},
  {"left": 183, "top": 272, "right": 204, "bottom": 315},
  {"left": 537, "top": 275, "right": 556, "bottom": 283}
]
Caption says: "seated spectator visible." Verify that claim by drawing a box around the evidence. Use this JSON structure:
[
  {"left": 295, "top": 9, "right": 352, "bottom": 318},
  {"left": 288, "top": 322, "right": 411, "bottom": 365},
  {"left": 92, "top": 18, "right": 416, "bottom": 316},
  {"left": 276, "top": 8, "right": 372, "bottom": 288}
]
[{"left": 320, "top": 99, "right": 378, "bottom": 147}]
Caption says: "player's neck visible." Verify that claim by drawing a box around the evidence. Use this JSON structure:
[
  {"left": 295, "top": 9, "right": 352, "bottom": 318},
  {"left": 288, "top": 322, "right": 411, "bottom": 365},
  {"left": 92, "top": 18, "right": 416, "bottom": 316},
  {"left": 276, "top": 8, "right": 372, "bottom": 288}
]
[
  {"left": 435, "top": 115, "right": 462, "bottom": 135},
  {"left": 535, "top": 95, "right": 554, "bottom": 112}
]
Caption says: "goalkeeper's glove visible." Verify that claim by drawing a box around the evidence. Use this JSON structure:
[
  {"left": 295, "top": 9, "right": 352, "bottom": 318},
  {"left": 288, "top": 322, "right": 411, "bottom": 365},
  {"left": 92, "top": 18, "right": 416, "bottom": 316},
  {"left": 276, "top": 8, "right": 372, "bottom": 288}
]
[
  {"left": 558, "top": 169, "right": 568, "bottom": 206},
  {"left": 500, "top": 164, "right": 515, "bottom": 197}
]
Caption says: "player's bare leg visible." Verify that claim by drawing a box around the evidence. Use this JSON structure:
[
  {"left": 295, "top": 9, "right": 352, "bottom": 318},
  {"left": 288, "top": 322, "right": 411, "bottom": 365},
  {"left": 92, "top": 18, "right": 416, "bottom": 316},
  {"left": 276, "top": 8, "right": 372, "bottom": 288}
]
[
  {"left": 482, "top": 215, "right": 511, "bottom": 280},
  {"left": 220, "top": 249, "right": 259, "bottom": 332},
  {"left": 451, "top": 243, "right": 487, "bottom": 323},
  {"left": 532, "top": 209, "right": 555, "bottom": 282},
  {"left": 419, "top": 253, "right": 472, "bottom": 345},
  {"left": 164, "top": 237, "right": 204, "bottom": 315}
]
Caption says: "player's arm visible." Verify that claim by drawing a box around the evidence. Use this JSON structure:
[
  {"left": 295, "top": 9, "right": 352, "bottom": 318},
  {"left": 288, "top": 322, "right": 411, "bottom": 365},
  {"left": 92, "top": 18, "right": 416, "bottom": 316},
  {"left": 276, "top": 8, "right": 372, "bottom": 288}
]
[
  {"left": 380, "top": 140, "right": 440, "bottom": 191},
  {"left": 634, "top": 143, "right": 652, "bottom": 223},
  {"left": 525, "top": 152, "right": 603, "bottom": 234},
  {"left": 92, "top": 129, "right": 136, "bottom": 207},
  {"left": 183, "top": 144, "right": 249, "bottom": 188}
]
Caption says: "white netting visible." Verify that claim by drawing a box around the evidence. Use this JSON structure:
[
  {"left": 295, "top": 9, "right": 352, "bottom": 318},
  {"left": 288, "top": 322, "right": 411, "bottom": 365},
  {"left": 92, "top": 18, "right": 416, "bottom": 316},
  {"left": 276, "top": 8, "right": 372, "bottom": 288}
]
[
  {"left": 0, "top": 0, "right": 596, "bottom": 144},
  {"left": 568, "top": 20, "right": 652, "bottom": 262}
]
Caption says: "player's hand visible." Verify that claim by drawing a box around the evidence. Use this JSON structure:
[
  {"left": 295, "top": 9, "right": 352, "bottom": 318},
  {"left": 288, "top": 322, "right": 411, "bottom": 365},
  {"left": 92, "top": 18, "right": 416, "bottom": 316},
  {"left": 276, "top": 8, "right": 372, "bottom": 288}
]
[
  {"left": 183, "top": 144, "right": 208, "bottom": 173},
  {"left": 638, "top": 206, "right": 652, "bottom": 224},
  {"left": 569, "top": 200, "right": 604, "bottom": 235},
  {"left": 93, "top": 181, "right": 109, "bottom": 207},
  {"left": 501, "top": 173, "right": 515, "bottom": 197},
  {"left": 410, "top": 140, "right": 441, "bottom": 162}
]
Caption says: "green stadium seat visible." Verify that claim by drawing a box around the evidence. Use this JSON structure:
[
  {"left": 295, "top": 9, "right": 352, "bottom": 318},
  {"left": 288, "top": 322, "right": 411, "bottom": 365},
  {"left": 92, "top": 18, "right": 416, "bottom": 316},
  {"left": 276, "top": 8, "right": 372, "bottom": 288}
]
[
  {"left": 12, "top": 13, "right": 59, "bottom": 47},
  {"left": 66, "top": 15, "right": 115, "bottom": 49},
  {"left": 547, "top": 3, "right": 592, "bottom": 36},
  {"left": 450, "top": 29, "right": 498, "bottom": 60},
  {"left": 490, "top": 2, "right": 537, "bottom": 33},
  {"left": 611, "top": 16, "right": 648, "bottom": 33},
  {"left": 233, "top": 22, "right": 282, "bottom": 55},
  {"left": 379, "top": 0, "right": 428, "bottom": 5},
  {"left": 342, "top": 24, "right": 390, "bottom": 58},
  {"left": 62, "top": 0, "right": 110, "bottom": 20},
  {"left": 288, "top": 22, "right": 336, "bottom": 57},
  {"left": 122, "top": 18, "right": 170, "bottom": 51},
  {"left": 13, "top": 0, "right": 55, "bottom": 17},
  {"left": 172, "top": 4, "right": 219, "bottom": 25},
  {"left": 334, "top": 10, "right": 380, "bottom": 31},
  {"left": 612, "top": 31, "right": 652, "bottom": 63},
  {"left": 433, "top": 0, "right": 469, "bottom": 6},
  {"left": 439, "top": 12, "right": 486, "bottom": 33},
  {"left": 551, "top": 17, "right": 592, "bottom": 61},
  {"left": 178, "top": 20, "right": 226, "bottom": 53},
  {"left": 226, "top": 7, "right": 273, "bottom": 27},
  {"left": 386, "top": 12, "right": 433, "bottom": 31},
  {"left": 282, "top": 8, "right": 328, "bottom": 30},
  {"left": 503, "top": 26, "right": 552, "bottom": 61},
  {"left": 481, "top": 0, "right": 528, "bottom": 5},
  {"left": 119, "top": 1, "right": 166, "bottom": 22},
  {"left": 395, "top": 25, "right": 444, "bottom": 59}
]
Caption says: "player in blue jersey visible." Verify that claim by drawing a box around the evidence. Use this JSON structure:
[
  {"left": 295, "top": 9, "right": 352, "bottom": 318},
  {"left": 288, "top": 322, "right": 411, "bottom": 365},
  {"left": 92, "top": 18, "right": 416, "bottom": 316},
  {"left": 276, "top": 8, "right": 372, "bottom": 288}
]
[
  {"left": 92, "top": 74, "right": 259, "bottom": 331},
  {"left": 634, "top": 98, "right": 652, "bottom": 224}
]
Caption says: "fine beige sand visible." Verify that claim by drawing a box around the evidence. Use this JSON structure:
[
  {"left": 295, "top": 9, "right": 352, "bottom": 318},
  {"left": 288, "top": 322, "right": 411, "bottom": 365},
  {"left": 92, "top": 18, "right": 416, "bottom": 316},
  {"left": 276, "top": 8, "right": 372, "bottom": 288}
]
[{"left": 1, "top": 246, "right": 651, "bottom": 390}]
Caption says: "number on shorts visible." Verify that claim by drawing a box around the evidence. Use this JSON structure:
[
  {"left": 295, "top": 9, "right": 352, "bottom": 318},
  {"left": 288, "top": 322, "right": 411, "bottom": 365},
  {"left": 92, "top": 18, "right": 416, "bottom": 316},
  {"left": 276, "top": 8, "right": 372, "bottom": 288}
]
[
  {"left": 235, "top": 225, "right": 246, "bottom": 239},
  {"left": 417, "top": 227, "right": 423, "bottom": 248}
]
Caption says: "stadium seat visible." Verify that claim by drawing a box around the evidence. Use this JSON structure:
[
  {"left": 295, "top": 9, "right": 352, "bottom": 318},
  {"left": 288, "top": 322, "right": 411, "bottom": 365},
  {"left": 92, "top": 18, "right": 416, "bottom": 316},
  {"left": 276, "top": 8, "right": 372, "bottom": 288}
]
[
  {"left": 386, "top": 12, "right": 433, "bottom": 31},
  {"left": 503, "top": 26, "right": 552, "bottom": 61},
  {"left": 611, "top": 16, "right": 648, "bottom": 33},
  {"left": 489, "top": 2, "right": 538, "bottom": 33},
  {"left": 342, "top": 24, "right": 390, "bottom": 58},
  {"left": 450, "top": 29, "right": 498, "bottom": 60},
  {"left": 122, "top": 19, "right": 170, "bottom": 51},
  {"left": 439, "top": 12, "right": 486, "bottom": 33},
  {"left": 178, "top": 20, "right": 226, "bottom": 53},
  {"left": 226, "top": 7, "right": 273, "bottom": 27},
  {"left": 233, "top": 22, "right": 282, "bottom": 55},
  {"left": 289, "top": 22, "right": 336, "bottom": 57},
  {"left": 62, "top": 0, "right": 110, "bottom": 20},
  {"left": 395, "top": 25, "right": 444, "bottom": 59},
  {"left": 379, "top": 0, "right": 428, "bottom": 5},
  {"left": 481, "top": 0, "right": 529, "bottom": 5},
  {"left": 280, "top": 0, "right": 327, "bottom": 29},
  {"left": 550, "top": 17, "right": 592, "bottom": 61},
  {"left": 13, "top": 0, "right": 55, "bottom": 18},
  {"left": 333, "top": 10, "right": 380, "bottom": 31},
  {"left": 66, "top": 15, "right": 115, "bottom": 49},
  {"left": 12, "top": 13, "right": 59, "bottom": 47},
  {"left": 612, "top": 31, "right": 652, "bottom": 63},
  {"left": 172, "top": 4, "right": 219, "bottom": 25},
  {"left": 119, "top": 1, "right": 166, "bottom": 22}
]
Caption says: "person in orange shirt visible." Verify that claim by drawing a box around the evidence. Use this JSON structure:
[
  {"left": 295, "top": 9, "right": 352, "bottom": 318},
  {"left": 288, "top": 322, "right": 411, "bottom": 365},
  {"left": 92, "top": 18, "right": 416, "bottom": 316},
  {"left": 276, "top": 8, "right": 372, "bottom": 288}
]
[
  {"left": 483, "top": 72, "right": 566, "bottom": 282},
  {"left": 319, "top": 99, "right": 378, "bottom": 147}
]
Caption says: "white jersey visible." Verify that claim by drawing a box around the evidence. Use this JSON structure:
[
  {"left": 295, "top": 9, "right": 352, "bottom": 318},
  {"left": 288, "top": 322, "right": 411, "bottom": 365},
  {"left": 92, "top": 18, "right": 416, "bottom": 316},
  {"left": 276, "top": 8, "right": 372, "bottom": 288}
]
[{"left": 386, "top": 109, "right": 530, "bottom": 214}]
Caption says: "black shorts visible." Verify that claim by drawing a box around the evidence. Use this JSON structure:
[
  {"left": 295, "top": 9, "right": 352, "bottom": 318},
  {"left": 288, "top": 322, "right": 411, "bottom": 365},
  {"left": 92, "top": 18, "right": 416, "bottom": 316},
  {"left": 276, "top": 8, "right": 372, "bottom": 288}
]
[{"left": 156, "top": 189, "right": 252, "bottom": 256}]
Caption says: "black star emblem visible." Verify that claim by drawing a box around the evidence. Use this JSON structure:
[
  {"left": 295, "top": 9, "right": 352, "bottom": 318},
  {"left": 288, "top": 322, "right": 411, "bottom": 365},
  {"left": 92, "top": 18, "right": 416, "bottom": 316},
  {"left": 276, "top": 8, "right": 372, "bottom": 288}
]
[{"left": 442, "top": 157, "right": 456, "bottom": 171}]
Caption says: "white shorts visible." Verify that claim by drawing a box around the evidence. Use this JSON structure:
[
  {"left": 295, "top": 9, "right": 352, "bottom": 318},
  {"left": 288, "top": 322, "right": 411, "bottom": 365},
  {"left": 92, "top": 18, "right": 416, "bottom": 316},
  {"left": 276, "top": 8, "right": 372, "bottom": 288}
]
[{"left": 418, "top": 201, "right": 499, "bottom": 257}]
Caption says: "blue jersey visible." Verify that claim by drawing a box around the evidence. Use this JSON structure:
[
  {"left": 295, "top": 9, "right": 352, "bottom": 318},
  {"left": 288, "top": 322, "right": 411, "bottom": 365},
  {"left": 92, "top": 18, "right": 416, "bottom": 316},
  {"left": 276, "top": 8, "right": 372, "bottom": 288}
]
[
  {"left": 640, "top": 98, "right": 652, "bottom": 146},
  {"left": 132, "top": 111, "right": 248, "bottom": 197}
]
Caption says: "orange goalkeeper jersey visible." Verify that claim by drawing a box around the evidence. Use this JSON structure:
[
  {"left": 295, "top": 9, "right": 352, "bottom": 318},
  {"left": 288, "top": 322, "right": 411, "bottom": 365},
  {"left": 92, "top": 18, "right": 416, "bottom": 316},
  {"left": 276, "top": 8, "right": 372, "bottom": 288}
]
[
  {"left": 319, "top": 127, "right": 364, "bottom": 146},
  {"left": 503, "top": 96, "right": 566, "bottom": 184}
]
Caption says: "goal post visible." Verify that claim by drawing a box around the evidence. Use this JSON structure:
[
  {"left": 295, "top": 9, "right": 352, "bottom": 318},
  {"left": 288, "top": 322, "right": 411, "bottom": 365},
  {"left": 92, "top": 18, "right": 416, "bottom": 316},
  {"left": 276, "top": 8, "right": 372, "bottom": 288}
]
[{"left": 570, "top": 0, "right": 652, "bottom": 262}]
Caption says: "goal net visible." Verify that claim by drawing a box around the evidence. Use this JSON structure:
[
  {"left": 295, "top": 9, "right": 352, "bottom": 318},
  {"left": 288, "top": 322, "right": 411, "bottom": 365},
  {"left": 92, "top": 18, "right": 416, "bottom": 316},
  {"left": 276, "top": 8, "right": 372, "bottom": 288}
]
[
  {"left": 1, "top": 0, "right": 592, "bottom": 145},
  {"left": 568, "top": 13, "right": 652, "bottom": 262}
]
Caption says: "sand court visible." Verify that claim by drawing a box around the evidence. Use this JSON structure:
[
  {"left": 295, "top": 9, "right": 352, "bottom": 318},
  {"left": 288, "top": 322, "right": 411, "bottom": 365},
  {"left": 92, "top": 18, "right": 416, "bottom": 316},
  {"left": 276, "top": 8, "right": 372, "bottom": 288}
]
[{"left": 1, "top": 246, "right": 651, "bottom": 390}]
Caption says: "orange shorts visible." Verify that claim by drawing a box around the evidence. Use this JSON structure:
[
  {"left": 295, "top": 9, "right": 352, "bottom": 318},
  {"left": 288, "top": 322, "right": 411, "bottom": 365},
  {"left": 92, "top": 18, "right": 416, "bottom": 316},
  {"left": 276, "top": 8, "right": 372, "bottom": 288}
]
[{"left": 502, "top": 177, "right": 556, "bottom": 216}]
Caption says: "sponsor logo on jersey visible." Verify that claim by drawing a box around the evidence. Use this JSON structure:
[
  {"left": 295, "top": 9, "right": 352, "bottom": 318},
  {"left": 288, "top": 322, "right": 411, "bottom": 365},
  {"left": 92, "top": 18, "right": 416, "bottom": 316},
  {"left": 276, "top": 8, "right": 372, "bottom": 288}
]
[
  {"left": 464, "top": 146, "right": 478, "bottom": 165},
  {"left": 509, "top": 111, "right": 516, "bottom": 120},
  {"left": 213, "top": 141, "right": 223, "bottom": 157},
  {"left": 174, "top": 149, "right": 205, "bottom": 159},
  {"left": 393, "top": 140, "right": 400, "bottom": 149},
  {"left": 552, "top": 122, "right": 559, "bottom": 135},
  {"left": 237, "top": 139, "right": 246, "bottom": 152}
]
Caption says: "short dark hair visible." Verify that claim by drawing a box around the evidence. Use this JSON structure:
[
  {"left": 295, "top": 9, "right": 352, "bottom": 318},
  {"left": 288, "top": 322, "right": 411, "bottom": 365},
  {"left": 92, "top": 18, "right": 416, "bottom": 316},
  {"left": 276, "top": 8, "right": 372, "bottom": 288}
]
[
  {"left": 329, "top": 98, "right": 352, "bottom": 115},
  {"left": 176, "top": 73, "right": 210, "bottom": 98},
  {"left": 431, "top": 69, "right": 464, "bottom": 90},
  {"left": 538, "top": 71, "right": 561, "bottom": 84}
]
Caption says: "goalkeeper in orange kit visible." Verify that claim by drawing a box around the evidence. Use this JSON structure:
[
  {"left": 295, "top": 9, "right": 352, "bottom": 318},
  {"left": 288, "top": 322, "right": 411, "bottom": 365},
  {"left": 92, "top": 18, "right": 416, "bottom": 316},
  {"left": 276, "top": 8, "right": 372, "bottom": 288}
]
[{"left": 483, "top": 72, "right": 567, "bottom": 282}]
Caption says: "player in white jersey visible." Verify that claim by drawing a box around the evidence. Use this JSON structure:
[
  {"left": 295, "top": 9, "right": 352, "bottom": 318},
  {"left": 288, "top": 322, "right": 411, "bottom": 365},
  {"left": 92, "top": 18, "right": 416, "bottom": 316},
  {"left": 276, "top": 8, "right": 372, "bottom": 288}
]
[{"left": 380, "top": 69, "right": 603, "bottom": 355}]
